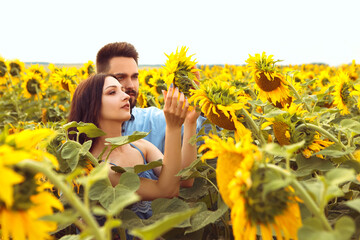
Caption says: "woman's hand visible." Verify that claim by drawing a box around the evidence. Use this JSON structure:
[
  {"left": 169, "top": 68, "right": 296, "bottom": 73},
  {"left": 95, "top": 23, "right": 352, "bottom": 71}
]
[{"left": 162, "top": 85, "right": 189, "bottom": 129}]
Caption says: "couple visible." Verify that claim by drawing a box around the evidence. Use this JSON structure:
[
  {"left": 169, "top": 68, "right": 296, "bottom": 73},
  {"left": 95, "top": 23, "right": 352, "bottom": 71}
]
[{"left": 68, "top": 42, "right": 208, "bottom": 220}]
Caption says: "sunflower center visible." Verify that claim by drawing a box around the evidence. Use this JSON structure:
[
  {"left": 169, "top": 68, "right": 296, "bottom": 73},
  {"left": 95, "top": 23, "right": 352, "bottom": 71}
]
[
  {"left": 0, "top": 61, "right": 7, "bottom": 77},
  {"left": 245, "top": 168, "right": 291, "bottom": 224},
  {"left": 273, "top": 121, "right": 291, "bottom": 145},
  {"left": 155, "top": 78, "right": 167, "bottom": 94},
  {"left": 294, "top": 127, "right": 316, "bottom": 149},
  {"left": 9, "top": 62, "right": 21, "bottom": 77},
  {"left": 11, "top": 169, "right": 38, "bottom": 211},
  {"left": 87, "top": 65, "right": 95, "bottom": 75},
  {"left": 321, "top": 77, "right": 330, "bottom": 86},
  {"left": 340, "top": 82, "right": 351, "bottom": 104},
  {"left": 26, "top": 79, "right": 40, "bottom": 95},
  {"left": 145, "top": 74, "right": 154, "bottom": 87},
  {"left": 255, "top": 71, "right": 281, "bottom": 92}
]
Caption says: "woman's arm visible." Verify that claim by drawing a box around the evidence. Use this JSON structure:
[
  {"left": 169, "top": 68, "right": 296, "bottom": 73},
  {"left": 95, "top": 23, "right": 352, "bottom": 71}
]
[
  {"left": 113, "top": 86, "right": 188, "bottom": 201},
  {"left": 179, "top": 108, "right": 200, "bottom": 187}
]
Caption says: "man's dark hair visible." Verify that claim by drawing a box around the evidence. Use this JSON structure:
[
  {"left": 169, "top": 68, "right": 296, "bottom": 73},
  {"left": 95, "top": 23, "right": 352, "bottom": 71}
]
[{"left": 96, "top": 42, "right": 139, "bottom": 73}]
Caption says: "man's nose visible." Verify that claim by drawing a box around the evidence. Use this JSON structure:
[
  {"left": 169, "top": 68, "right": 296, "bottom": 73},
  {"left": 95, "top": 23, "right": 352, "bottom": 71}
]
[{"left": 122, "top": 78, "right": 134, "bottom": 89}]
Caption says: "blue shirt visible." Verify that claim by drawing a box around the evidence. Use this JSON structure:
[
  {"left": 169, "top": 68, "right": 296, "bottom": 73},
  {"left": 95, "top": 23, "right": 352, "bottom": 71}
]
[{"left": 122, "top": 107, "right": 209, "bottom": 153}]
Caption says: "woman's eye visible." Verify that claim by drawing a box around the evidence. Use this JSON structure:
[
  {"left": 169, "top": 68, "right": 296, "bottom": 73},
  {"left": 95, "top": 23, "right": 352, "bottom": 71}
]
[{"left": 109, "top": 91, "right": 116, "bottom": 95}]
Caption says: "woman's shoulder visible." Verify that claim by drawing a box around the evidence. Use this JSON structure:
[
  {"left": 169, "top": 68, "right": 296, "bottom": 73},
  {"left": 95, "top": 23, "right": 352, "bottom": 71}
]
[{"left": 132, "top": 139, "right": 155, "bottom": 151}]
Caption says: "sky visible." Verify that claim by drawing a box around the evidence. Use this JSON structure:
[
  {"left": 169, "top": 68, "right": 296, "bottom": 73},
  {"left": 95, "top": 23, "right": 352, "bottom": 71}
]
[{"left": 1, "top": 0, "right": 360, "bottom": 67}]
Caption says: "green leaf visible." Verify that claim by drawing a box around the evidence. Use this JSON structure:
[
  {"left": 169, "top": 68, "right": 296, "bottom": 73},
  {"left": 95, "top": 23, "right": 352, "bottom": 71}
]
[
  {"left": 89, "top": 179, "right": 108, "bottom": 200},
  {"left": 62, "top": 121, "right": 78, "bottom": 131},
  {"left": 340, "top": 119, "right": 360, "bottom": 134},
  {"left": 40, "top": 209, "right": 80, "bottom": 227},
  {"left": 295, "top": 154, "right": 334, "bottom": 177},
  {"left": 79, "top": 140, "right": 92, "bottom": 156},
  {"left": 325, "top": 168, "right": 355, "bottom": 186},
  {"left": 134, "top": 160, "right": 162, "bottom": 174},
  {"left": 108, "top": 191, "right": 140, "bottom": 216},
  {"left": 261, "top": 109, "right": 288, "bottom": 118},
  {"left": 77, "top": 162, "right": 109, "bottom": 188},
  {"left": 77, "top": 123, "right": 106, "bottom": 138},
  {"left": 345, "top": 199, "right": 360, "bottom": 213},
  {"left": 334, "top": 216, "right": 355, "bottom": 240},
  {"left": 130, "top": 207, "right": 199, "bottom": 240},
  {"left": 263, "top": 141, "right": 304, "bottom": 159},
  {"left": 185, "top": 197, "right": 229, "bottom": 234},
  {"left": 61, "top": 141, "right": 81, "bottom": 171},
  {"left": 105, "top": 131, "right": 149, "bottom": 146},
  {"left": 298, "top": 217, "right": 334, "bottom": 240},
  {"left": 110, "top": 165, "right": 127, "bottom": 173},
  {"left": 59, "top": 235, "right": 81, "bottom": 240},
  {"left": 118, "top": 172, "right": 140, "bottom": 192},
  {"left": 314, "top": 144, "right": 355, "bottom": 158},
  {"left": 180, "top": 178, "right": 212, "bottom": 200}
]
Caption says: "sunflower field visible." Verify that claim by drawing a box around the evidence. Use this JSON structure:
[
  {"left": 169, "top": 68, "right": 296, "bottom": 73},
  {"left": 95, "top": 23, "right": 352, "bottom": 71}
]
[{"left": 1, "top": 49, "right": 360, "bottom": 240}]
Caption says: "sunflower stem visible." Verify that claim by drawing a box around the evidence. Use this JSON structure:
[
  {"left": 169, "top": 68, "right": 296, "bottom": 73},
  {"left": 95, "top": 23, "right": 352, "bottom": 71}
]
[
  {"left": 266, "top": 164, "right": 333, "bottom": 232},
  {"left": 295, "top": 123, "right": 356, "bottom": 161},
  {"left": 18, "top": 160, "right": 105, "bottom": 240},
  {"left": 6, "top": 73, "right": 22, "bottom": 119},
  {"left": 241, "top": 108, "right": 266, "bottom": 146},
  {"left": 287, "top": 81, "right": 312, "bottom": 113}
]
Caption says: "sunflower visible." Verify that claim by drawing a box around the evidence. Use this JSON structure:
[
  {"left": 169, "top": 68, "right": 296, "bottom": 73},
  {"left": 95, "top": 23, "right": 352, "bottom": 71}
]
[
  {"left": 199, "top": 129, "right": 259, "bottom": 208},
  {"left": 229, "top": 166, "right": 302, "bottom": 240},
  {"left": 21, "top": 72, "right": 48, "bottom": 99},
  {"left": 139, "top": 68, "right": 155, "bottom": 88},
  {"left": 350, "top": 84, "right": 360, "bottom": 110},
  {"left": 189, "top": 78, "right": 250, "bottom": 135},
  {"left": 331, "top": 71, "right": 354, "bottom": 115},
  {"left": 137, "top": 85, "right": 160, "bottom": 108},
  {"left": 246, "top": 52, "right": 292, "bottom": 107},
  {"left": 6, "top": 59, "right": 25, "bottom": 78},
  {"left": 0, "top": 56, "right": 7, "bottom": 81},
  {"left": 0, "top": 129, "right": 63, "bottom": 240},
  {"left": 79, "top": 60, "right": 95, "bottom": 79},
  {"left": 50, "top": 66, "right": 79, "bottom": 95},
  {"left": 163, "top": 46, "right": 199, "bottom": 97},
  {"left": 27, "top": 64, "right": 48, "bottom": 79}
]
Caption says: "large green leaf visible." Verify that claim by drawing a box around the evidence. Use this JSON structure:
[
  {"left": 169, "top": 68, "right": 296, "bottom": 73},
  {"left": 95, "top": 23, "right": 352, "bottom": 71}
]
[
  {"left": 298, "top": 217, "right": 334, "bottom": 240},
  {"left": 134, "top": 160, "right": 162, "bottom": 174},
  {"left": 77, "top": 122, "right": 106, "bottom": 138},
  {"left": 60, "top": 141, "right": 81, "bottom": 171},
  {"left": 345, "top": 198, "right": 360, "bottom": 213},
  {"left": 105, "top": 131, "right": 149, "bottom": 146},
  {"left": 185, "top": 197, "right": 229, "bottom": 234},
  {"left": 333, "top": 216, "right": 355, "bottom": 240},
  {"left": 325, "top": 168, "right": 355, "bottom": 186},
  {"left": 130, "top": 207, "right": 199, "bottom": 240},
  {"left": 295, "top": 154, "right": 334, "bottom": 177},
  {"left": 340, "top": 119, "right": 360, "bottom": 134},
  {"left": 79, "top": 140, "right": 92, "bottom": 156}
]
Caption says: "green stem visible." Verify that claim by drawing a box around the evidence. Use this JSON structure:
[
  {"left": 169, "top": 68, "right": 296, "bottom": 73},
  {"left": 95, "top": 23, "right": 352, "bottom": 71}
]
[
  {"left": 295, "top": 123, "right": 356, "bottom": 161},
  {"left": 18, "top": 160, "right": 105, "bottom": 240},
  {"left": 241, "top": 108, "right": 266, "bottom": 146},
  {"left": 201, "top": 176, "right": 220, "bottom": 193},
  {"left": 85, "top": 151, "right": 100, "bottom": 167},
  {"left": 6, "top": 73, "right": 21, "bottom": 118},
  {"left": 287, "top": 81, "right": 312, "bottom": 113},
  {"left": 266, "top": 164, "right": 333, "bottom": 231}
]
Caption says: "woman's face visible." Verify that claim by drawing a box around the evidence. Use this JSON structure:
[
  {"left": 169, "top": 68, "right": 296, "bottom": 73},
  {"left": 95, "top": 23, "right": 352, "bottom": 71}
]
[{"left": 99, "top": 76, "right": 131, "bottom": 125}]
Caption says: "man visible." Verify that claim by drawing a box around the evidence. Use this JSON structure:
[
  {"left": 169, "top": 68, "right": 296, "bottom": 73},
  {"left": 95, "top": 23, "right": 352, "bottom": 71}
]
[{"left": 96, "top": 42, "right": 209, "bottom": 153}]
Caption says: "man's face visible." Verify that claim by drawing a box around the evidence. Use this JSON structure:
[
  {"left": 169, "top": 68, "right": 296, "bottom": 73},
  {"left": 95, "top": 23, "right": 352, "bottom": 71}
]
[{"left": 108, "top": 57, "right": 139, "bottom": 109}]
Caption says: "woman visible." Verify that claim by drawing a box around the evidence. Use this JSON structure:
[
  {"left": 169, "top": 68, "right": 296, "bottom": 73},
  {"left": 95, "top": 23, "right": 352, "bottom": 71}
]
[{"left": 68, "top": 73, "right": 199, "bottom": 219}]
